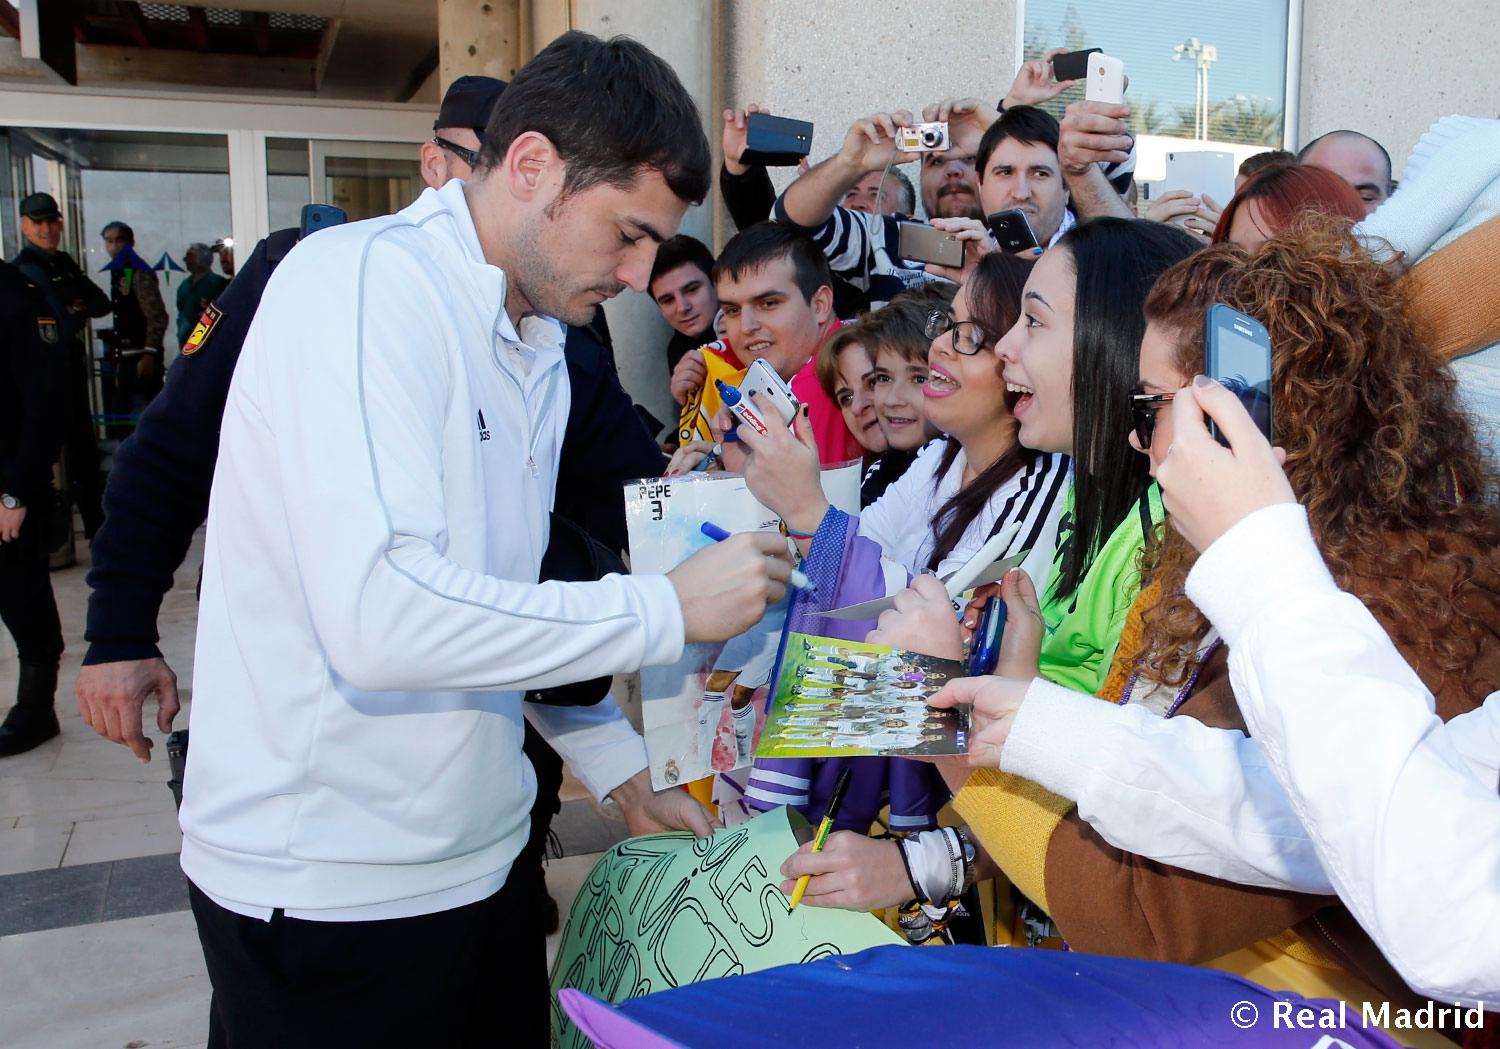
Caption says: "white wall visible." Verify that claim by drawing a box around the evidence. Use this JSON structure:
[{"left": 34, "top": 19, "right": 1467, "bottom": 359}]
[{"left": 1298, "top": 0, "right": 1500, "bottom": 173}]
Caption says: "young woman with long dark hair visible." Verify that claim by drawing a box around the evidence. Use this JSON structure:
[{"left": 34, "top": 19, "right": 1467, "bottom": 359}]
[{"left": 728, "top": 252, "right": 1067, "bottom": 917}]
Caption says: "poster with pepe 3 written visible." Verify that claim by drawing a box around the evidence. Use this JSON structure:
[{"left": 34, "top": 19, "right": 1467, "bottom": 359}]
[{"left": 625, "top": 465, "right": 861, "bottom": 791}]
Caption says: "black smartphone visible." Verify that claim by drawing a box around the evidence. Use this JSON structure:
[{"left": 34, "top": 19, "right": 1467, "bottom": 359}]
[
  {"left": 1051, "top": 47, "right": 1101, "bottom": 83},
  {"left": 984, "top": 209, "right": 1041, "bottom": 253},
  {"left": 897, "top": 221, "right": 964, "bottom": 268},
  {"left": 1204, "top": 303, "right": 1273, "bottom": 446},
  {"left": 300, "top": 203, "right": 347, "bottom": 239},
  {"left": 741, "top": 113, "right": 814, "bottom": 167}
]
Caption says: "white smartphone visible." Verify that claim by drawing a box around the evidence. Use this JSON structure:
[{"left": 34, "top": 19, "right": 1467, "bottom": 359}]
[
  {"left": 1164, "top": 151, "right": 1236, "bottom": 209},
  {"left": 1085, "top": 53, "right": 1125, "bottom": 104},
  {"left": 740, "top": 357, "right": 800, "bottom": 426}
]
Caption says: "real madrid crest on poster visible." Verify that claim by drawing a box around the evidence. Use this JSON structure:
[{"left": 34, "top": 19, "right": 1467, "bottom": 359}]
[{"left": 182, "top": 302, "right": 223, "bottom": 356}]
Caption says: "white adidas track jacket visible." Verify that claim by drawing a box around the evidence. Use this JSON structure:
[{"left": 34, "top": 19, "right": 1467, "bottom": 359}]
[{"left": 179, "top": 179, "right": 684, "bottom": 918}]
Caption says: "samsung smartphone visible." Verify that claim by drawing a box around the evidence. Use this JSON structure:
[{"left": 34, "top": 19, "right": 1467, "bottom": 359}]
[
  {"left": 741, "top": 113, "right": 814, "bottom": 167},
  {"left": 1204, "top": 303, "right": 1273, "bottom": 445},
  {"left": 740, "top": 357, "right": 800, "bottom": 425},
  {"left": 1164, "top": 151, "right": 1236, "bottom": 209},
  {"left": 1051, "top": 47, "right": 1101, "bottom": 83},
  {"left": 1085, "top": 53, "right": 1126, "bottom": 104},
  {"left": 897, "top": 221, "right": 964, "bottom": 268},
  {"left": 985, "top": 209, "right": 1041, "bottom": 253}
]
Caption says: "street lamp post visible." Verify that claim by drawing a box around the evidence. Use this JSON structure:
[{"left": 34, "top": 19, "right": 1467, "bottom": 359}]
[{"left": 1173, "top": 37, "right": 1219, "bottom": 140}]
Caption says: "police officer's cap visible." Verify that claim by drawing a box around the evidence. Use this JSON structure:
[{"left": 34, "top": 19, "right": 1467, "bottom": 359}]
[
  {"left": 19, "top": 193, "right": 61, "bottom": 221},
  {"left": 435, "top": 75, "right": 507, "bottom": 135}
]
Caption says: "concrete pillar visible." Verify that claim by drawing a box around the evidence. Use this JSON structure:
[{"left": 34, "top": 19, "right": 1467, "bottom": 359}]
[
  {"left": 438, "top": 0, "right": 523, "bottom": 91},
  {"left": 562, "top": 0, "right": 716, "bottom": 429},
  {"left": 721, "top": 0, "right": 1019, "bottom": 175}
]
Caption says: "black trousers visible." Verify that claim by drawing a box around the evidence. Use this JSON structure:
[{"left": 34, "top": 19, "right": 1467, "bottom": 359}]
[
  {"left": 189, "top": 857, "right": 549, "bottom": 1049},
  {"left": 63, "top": 346, "right": 103, "bottom": 537},
  {"left": 0, "top": 499, "right": 63, "bottom": 669}
]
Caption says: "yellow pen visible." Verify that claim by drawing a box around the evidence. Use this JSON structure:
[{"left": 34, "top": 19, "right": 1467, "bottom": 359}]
[{"left": 788, "top": 766, "right": 852, "bottom": 910}]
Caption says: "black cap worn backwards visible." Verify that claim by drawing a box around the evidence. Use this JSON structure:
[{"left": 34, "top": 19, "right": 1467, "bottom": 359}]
[
  {"left": 434, "top": 75, "right": 506, "bottom": 134},
  {"left": 19, "top": 192, "right": 61, "bottom": 220}
]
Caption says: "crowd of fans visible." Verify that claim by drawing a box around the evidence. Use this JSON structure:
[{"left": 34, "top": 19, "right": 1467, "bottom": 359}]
[{"left": 641, "top": 48, "right": 1500, "bottom": 1042}]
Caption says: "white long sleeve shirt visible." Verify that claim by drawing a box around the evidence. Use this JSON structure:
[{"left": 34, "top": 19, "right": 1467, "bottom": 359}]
[
  {"left": 1001, "top": 503, "right": 1500, "bottom": 1005},
  {"left": 179, "top": 180, "right": 683, "bottom": 920}
]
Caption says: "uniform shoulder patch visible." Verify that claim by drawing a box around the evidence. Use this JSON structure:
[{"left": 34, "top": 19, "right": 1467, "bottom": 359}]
[
  {"left": 36, "top": 317, "right": 58, "bottom": 344},
  {"left": 181, "top": 302, "right": 223, "bottom": 357}
]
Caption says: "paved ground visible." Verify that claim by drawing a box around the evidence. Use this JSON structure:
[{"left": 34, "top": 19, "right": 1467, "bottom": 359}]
[{"left": 0, "top": 529, "right": 630, "bottom": 1049}]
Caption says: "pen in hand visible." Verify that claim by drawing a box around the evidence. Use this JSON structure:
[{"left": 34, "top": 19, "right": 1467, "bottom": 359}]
[
  {"left": 788, "top": 766, "right": 852, "bottom": 909},
  {"left": 700, "top": 521, "right": 816, "bottom": 592}
]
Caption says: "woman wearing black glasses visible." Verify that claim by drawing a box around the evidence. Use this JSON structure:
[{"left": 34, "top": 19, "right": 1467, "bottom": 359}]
[{"left": 729, "top": 251, "right": 1067, "bottom": 923}]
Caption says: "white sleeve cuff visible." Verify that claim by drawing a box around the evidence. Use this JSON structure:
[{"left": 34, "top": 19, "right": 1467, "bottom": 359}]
[
  {"left": 1183, "top": 503, "right": 1335, "bottom": 647},
  {"left": 524, "top": 693, "right": 648, "bottom": 803},
  {"left": 625, "top": 573, "right": 687, "bottom": 669},
  {"left": 998, "top": 677, "right": 1124, "bottom": 800}
]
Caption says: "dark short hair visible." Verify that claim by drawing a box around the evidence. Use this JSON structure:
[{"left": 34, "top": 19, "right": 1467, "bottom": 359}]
[
  {"left": 100, "top": 221, "right": 134, "bottom": 243},
  {"left": 976, "top": 105, "right": 1061, "bottom": 180},
  {"left": 1298, "top": 130, "right": 1393, "bottom": 189},
  {"left": 648, "top": 235, "right": 715, "bottom": 295},
  {"left": 1238, "top": 149, "right": 1295, "bottom": 180},
  {"left": 712, "top": 221, "right": 832, "bottom": 303},
  {"left": 477, "top": 31, "right": 711, "bottom": 205}
]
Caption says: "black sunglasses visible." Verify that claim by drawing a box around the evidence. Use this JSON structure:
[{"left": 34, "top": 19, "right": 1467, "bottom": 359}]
[
  {"left": 432, "top": 135, "right": 479, "bottom": 168},
  {"left": 1130, "top": 391, "right": 1175, "bottom": 449},
  {"left": 923, "top": 309, "right": 993, "bottom": 356}
]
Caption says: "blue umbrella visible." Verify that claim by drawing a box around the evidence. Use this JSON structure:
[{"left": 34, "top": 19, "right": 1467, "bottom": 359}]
[
  {"left": 100, "top": 246, "right": 155, "bottom": 273},
  {"left": 153, "top": 251, "right": 185, "bottom": 285}
]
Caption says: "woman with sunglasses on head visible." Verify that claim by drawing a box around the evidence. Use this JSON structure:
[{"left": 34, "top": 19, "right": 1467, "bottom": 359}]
[
  {"left": 891, "top": 220, "right": 1499, "bottom": 1042},
  {"left": 729, "top": 252, "right": 1070, "bottom": 922}
]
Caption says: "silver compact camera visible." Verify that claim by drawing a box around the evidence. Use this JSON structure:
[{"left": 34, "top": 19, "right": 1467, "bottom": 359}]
[{"left": 896, "top": 121, "right": 950, "bottom": 153}]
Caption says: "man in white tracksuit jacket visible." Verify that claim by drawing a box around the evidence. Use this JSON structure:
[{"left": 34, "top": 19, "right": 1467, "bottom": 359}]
[{"left": 178, "top": 33, "right": 791, "bottom": 1048}]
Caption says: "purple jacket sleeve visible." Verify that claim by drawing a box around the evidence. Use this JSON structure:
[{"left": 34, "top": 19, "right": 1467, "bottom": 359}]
[{"left": 744, "top": 508, "right": 950, "bottom": 832}]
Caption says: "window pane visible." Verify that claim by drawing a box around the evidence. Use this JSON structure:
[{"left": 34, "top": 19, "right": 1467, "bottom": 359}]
[{"left": 1022, "top": 1, "right": 1289, "bottom": 148}]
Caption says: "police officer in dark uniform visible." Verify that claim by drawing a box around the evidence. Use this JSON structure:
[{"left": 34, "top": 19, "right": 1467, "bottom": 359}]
[
  {"left": 78, "top": 78, "right": 667, "bottom": 930},
  {"left": 0, "top": 261, "right": 67, "bottom": 756},
  {"left": 12, "top": 192, "right": 111, "bottom": 539}
]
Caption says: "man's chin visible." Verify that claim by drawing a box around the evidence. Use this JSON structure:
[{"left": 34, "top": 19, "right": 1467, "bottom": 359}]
[{"left": 937, "top": 199, "right": 983, "bottom": 221}]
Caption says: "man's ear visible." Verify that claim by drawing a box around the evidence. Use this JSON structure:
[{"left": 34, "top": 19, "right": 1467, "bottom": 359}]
[
  {"left": 502, "top": 131, "right": 563, "bottom": 205},
  {"left": 418, "top": 142, "right": 446, "bottom": 190},
  {"left": 812, "top": 284, "right": 835, "bottom": 326}
]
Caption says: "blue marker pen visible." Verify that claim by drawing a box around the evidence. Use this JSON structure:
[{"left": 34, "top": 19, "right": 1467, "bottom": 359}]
[
  {"left": 715, "top": 380, "right": 772, "bottom": 438},
  {"left": 700, "top": 520, "right": 816, "bottom": 592}
]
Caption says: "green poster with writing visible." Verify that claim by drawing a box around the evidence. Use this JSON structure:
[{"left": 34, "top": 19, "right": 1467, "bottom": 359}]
[{"left": 549, "top": 806, "right": 904, "bottom": 1046}]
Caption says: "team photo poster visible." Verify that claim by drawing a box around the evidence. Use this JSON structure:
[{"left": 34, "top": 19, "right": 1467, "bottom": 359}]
[{"left": 755, "top": 632, "right": 970, "bottom": 759}]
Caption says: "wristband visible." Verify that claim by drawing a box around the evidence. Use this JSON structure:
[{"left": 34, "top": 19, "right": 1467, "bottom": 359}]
[
  {"left": 779, "top": 519, "right": 816, "bottom": 541},
  {"left": 894, "top": 837, "right": 924, "bottom": 902},
  {"left": 904, "top": 828, "right": 964, "bottom": 903}
]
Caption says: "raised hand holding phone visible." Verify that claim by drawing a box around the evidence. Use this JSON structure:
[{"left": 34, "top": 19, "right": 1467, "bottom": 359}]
[{"left": 1156, "top": 376, "right": 1295, "bottom": 553}]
